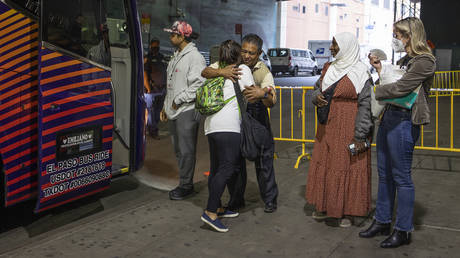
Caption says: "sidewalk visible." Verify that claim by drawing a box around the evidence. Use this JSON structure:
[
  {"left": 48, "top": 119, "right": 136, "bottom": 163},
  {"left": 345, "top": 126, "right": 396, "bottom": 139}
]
[{"left": 1, "top": 145, "right": 459, "bottom": 257}]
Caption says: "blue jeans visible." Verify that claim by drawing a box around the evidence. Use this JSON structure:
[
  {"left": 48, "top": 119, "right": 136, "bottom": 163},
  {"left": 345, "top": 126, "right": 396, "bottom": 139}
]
[
  {"left": 375, "top": 108, "right": 420, "bottom": 231},
  {"left": 144, "top": 92, "right": 164, "bottom": 135}
]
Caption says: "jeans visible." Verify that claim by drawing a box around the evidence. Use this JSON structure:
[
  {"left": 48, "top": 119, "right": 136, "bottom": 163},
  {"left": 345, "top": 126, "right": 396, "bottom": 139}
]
[
  {"left": 206, "top": 132, "right": 242, "bottom": 213},
  {"left": 375, "top": 108, "right": 420, "bottom": 231},
  {"left": 169, "top": 109, "right": 201, "bottom": 189},
  {"left": 144, "top": 92, "right": 165, "bottom": 135}
]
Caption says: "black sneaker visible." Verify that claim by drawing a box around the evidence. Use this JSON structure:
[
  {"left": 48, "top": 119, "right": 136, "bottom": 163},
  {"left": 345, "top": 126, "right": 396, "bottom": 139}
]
[
  {"left": 169, "top": 186, "right": 194, "bottom": 200},
  {"left": 264, "top": 202, "right": 277, "bottom": 213}
]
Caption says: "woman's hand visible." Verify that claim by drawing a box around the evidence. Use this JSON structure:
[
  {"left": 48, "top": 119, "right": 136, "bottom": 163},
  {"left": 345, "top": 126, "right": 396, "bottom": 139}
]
[
  {"left": 220, "top": 65, "right": 242, "bottom": 83},
  {"left": 350, "top": 139, "right": 367, "bottom": 154},
  {"left": 369, "top": 54, "right": 382, "bottom": 74},
  {"left": 316, "top": 93, "right": 328, "bottom": 107}
]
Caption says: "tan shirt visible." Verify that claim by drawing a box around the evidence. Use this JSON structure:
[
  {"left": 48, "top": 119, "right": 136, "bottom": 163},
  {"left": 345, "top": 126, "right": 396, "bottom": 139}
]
[{"left": 252, "top": 61, "right": 277, "bottom": 104}]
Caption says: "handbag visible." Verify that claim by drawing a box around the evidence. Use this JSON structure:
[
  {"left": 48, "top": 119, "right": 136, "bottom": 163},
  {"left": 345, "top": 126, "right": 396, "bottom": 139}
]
[
  {"left": 316, "top": 79, "right": 340, "bottom": 124},
  {"left": 232, "top": 79, "right": 271, "bottom": 161},
  {"left": 381, "top": 84, "right": 421, "bottom": 109}
]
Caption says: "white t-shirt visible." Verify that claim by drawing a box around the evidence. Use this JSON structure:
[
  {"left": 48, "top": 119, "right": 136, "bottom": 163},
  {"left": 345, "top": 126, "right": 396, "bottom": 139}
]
[{"left": 204, "top": 63, "right": 255, "bottom": 135}]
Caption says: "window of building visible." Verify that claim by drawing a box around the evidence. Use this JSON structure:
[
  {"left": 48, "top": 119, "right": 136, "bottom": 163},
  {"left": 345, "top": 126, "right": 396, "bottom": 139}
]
[
  {"left": 384, "top": 0, "right": 390, "bottom": 9},
  {"left": 356, "top": 27, "right": 360, "bottom": 38},
  {"left": 371, "top": 0, "right": 379, "bottom": 5},
  {"left": 303, "top": 6, "right": 306, "bottom": 13},
  {"left": 315, "top": 4, "right": 318, "bottom": 13},
  {"left": 325, "top": 6, "right": 328, "bottom": 16}
]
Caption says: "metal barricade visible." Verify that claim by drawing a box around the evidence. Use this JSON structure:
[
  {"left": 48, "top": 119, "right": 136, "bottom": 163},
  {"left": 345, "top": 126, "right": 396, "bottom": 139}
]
[
  {"left": 431, "top": 71, "right": 460, "bottom": 96},
  {"left": 270, "top": 86, "right": 460, "bottom": 168}
]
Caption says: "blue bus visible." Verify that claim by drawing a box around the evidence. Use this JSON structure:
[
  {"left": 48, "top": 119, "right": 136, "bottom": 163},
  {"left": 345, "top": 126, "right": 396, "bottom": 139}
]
[{"left": 0, "top": 0, "right": 146, "bottom": 212}]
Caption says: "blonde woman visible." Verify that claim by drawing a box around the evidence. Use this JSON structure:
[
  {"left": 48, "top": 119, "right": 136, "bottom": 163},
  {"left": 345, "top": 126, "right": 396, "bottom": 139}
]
[{"left": 359, "top": 17, "right": 436, "bottom": 248}]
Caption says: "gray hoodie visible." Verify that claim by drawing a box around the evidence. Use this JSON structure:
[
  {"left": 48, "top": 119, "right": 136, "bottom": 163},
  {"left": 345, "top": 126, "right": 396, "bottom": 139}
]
[{"left": 165, "top": 42, "right": 206, "bottom": 120}]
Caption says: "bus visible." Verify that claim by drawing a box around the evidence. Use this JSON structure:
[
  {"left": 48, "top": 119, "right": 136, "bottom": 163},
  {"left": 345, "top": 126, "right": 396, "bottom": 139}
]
[{"left": 0, "top": 0, "right": 145, "bottom": 213}]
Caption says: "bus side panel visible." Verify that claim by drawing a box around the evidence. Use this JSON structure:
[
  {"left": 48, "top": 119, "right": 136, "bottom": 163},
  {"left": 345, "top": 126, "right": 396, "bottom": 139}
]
[
  {"left": 0, "top": 3, "right": 39, "bottom": 207},
  {"left": 129, "top": 0, "right": 146, "bottom": 172},
  {"left": 34, "top": 48, "right": 113, "bottom": 213}
]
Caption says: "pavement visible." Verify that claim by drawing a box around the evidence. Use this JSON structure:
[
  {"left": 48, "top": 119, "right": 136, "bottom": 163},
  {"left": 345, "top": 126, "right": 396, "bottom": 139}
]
[{"left": 0, "top": 128, "right": 459, "bottom": 257}]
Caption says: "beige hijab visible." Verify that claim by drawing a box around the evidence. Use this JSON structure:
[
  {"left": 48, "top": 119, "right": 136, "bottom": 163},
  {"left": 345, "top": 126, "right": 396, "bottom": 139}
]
[{"left": 322, "top": 32, "right": 369, "bottom": 94}]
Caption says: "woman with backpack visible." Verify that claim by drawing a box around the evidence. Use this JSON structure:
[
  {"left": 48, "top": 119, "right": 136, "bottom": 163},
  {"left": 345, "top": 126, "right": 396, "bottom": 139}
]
[{"left": 199, "top": 40, "right": 255, "bottom": 233}]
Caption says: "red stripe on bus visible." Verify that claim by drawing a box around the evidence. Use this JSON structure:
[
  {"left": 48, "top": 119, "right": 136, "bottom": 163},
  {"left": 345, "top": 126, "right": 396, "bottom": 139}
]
[
  {"left": 0, "top": 50, "right": 38, "bottom": 73},
  {"left": 0, "top": 74, "right": 37, "bottom": 94},
  {"left": 43, "top": 77, "right": 111, "bottom": 97},
  {"left": 0, "top": 100, "right": 38, "bottom": 122},
  {"left": 43, "top": 102, "right": 111, "bottom": 123},
  {"left": 43, "top": 112, "right": 113, "bottom": 136},
  {"left": 1, "top": 134, "right": 37, "bottom": 153},
  {"left": 42, "top": 140, "right": 56, "bottom": 150},
  {"left": 103, "top": 124, "right": 113, "bottom": 131},
  {"left": 6, "top": 192, "right": 37, "bottom": 206},
  {"left": 7, "top": 181, "right": 38, "bottom": 197},
  {"left": 102, "top": 137, "right": 112, "bottom": 143},
  {"left": 42, "top": 153, "right": 56, "bottom": 163},
  {"left": 6, "top": 170, "right": 37, "bottom": 186},
  {"left": 42, "top": 89, "right": 110, "bottom": 110},
  {"left": 0, "top": 111, "right": 37, "bottom": 132},
  {"left": 3, "top": 145, "right": 38, "bottom": 164},
  {"left": 40, "top": 67, "right": 103, "bottom": 85},
  {"left": 0, "top": 122, "right": 37, "bottom": 144},
  {"left": 37, "top": 186, "right": 109, "bottom": 212},
  {"left": 41, "top": 60, "right": 82, "bottom": 73},
  {"left": 5, "top": 158, "right": 37, "bottom": 175}
]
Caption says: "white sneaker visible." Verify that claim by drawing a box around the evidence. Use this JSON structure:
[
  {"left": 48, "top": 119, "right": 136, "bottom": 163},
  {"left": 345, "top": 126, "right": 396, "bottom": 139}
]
[
  {"left": 339, "top": 218, "right": 352, "bottom": 228},
  {"left": 312, "top": 211, "right": 327, "bottom": 220}
]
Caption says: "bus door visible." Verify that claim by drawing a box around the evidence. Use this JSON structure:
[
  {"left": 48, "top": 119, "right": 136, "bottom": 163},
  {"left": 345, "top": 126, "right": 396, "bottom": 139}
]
[{"left": 34, "top": 0, "right": 140, "bottom": 212}]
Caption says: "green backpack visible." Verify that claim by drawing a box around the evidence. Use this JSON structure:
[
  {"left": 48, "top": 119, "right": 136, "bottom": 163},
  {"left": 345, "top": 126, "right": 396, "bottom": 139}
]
[{"left": 195, "top": 76, "right": 235, "bottom": 116}]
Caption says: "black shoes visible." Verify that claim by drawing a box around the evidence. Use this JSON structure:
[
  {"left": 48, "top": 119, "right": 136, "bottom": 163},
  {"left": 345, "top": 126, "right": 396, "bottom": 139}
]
[
  {"left": 264, "top": 201, "right": 277, "bottom": 213},
  {"left": 169, "top": 186, "right": 194, "bottom": 200},
  {"left": 359, "top": 220, "right": 391, "bottom": 238},
  {"left": 380, "top": 229, "right": 411, "bottom": 248}
]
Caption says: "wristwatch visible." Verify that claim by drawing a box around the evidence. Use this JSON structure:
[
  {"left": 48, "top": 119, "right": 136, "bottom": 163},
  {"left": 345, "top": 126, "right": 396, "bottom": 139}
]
[{"left": 263, "top": 92, "right": 268, "bottom": 99}]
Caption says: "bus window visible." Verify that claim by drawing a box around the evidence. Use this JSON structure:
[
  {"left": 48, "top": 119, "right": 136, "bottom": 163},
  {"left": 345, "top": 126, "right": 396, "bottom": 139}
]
[
  {"left": 7, "top": 0, "right": 40, "bottom": 16},
  {"left": 105, "top": 0, "right": 130, "bottom": 48},
  {"left": 42, "top": 0, "right": 111, "bottom": 67}
]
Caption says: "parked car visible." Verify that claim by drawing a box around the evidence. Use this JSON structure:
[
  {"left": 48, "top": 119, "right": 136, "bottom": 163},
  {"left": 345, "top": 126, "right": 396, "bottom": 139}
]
[
  {"left": 268, "top": 48, "right": 318, "bottom": 76},
  {"left": 260, "top": 50, "right": 271, "bottom": 71}
]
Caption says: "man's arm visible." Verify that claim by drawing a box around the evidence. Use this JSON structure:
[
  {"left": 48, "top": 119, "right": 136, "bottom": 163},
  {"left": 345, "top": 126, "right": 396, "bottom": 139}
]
[
  {"left": 201, "top": 65, "right": 242, "bottom": 82},
  {"left": 243, "top": 72, "right": 276, "bottom": 107}
]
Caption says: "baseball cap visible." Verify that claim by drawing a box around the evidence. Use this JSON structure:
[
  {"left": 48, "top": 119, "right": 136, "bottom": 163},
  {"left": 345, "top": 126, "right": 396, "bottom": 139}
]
[{"left": 163, "top": 21, "right": 192, "bottom": 37}]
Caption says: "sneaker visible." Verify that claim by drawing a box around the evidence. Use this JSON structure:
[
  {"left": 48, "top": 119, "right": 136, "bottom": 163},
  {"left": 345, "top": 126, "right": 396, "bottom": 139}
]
[
  {"left": 217, "top": 209, "right": 239, "bottom": 218},
  {"left": 201, "top": 212, "right": 229, "bottom": 233},
  {"left": 339, "top": 218, "right": 352, "bottom": 228},
  {"left": 264, "top": 202, "right": 277, "bottom": 213},
  {"left": 169, "top": 186, "right": 194, "bottom": 200},
  {"left": 312, "top": 211, "right": 327, "bottom": 220}
]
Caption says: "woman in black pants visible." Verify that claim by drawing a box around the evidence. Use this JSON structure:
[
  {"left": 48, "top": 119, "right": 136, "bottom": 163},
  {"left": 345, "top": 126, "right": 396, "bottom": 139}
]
[{"left": 200, "top": 40, "right": 255, "bottom": 232}]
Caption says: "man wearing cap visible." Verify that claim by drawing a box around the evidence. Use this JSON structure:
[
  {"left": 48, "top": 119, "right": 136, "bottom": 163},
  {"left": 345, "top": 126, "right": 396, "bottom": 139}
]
[{"left": 160, "top": 21, "right": 205, "bottom": 200}]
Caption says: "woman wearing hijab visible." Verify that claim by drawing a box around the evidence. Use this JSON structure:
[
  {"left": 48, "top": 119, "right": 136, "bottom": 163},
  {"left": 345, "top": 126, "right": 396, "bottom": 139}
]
[
  {"left": 305, "top": 32, "right": 373, "bottom": 227},
  {"left": 359, "top": 17, "right": 436, "bottom": 248}
]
